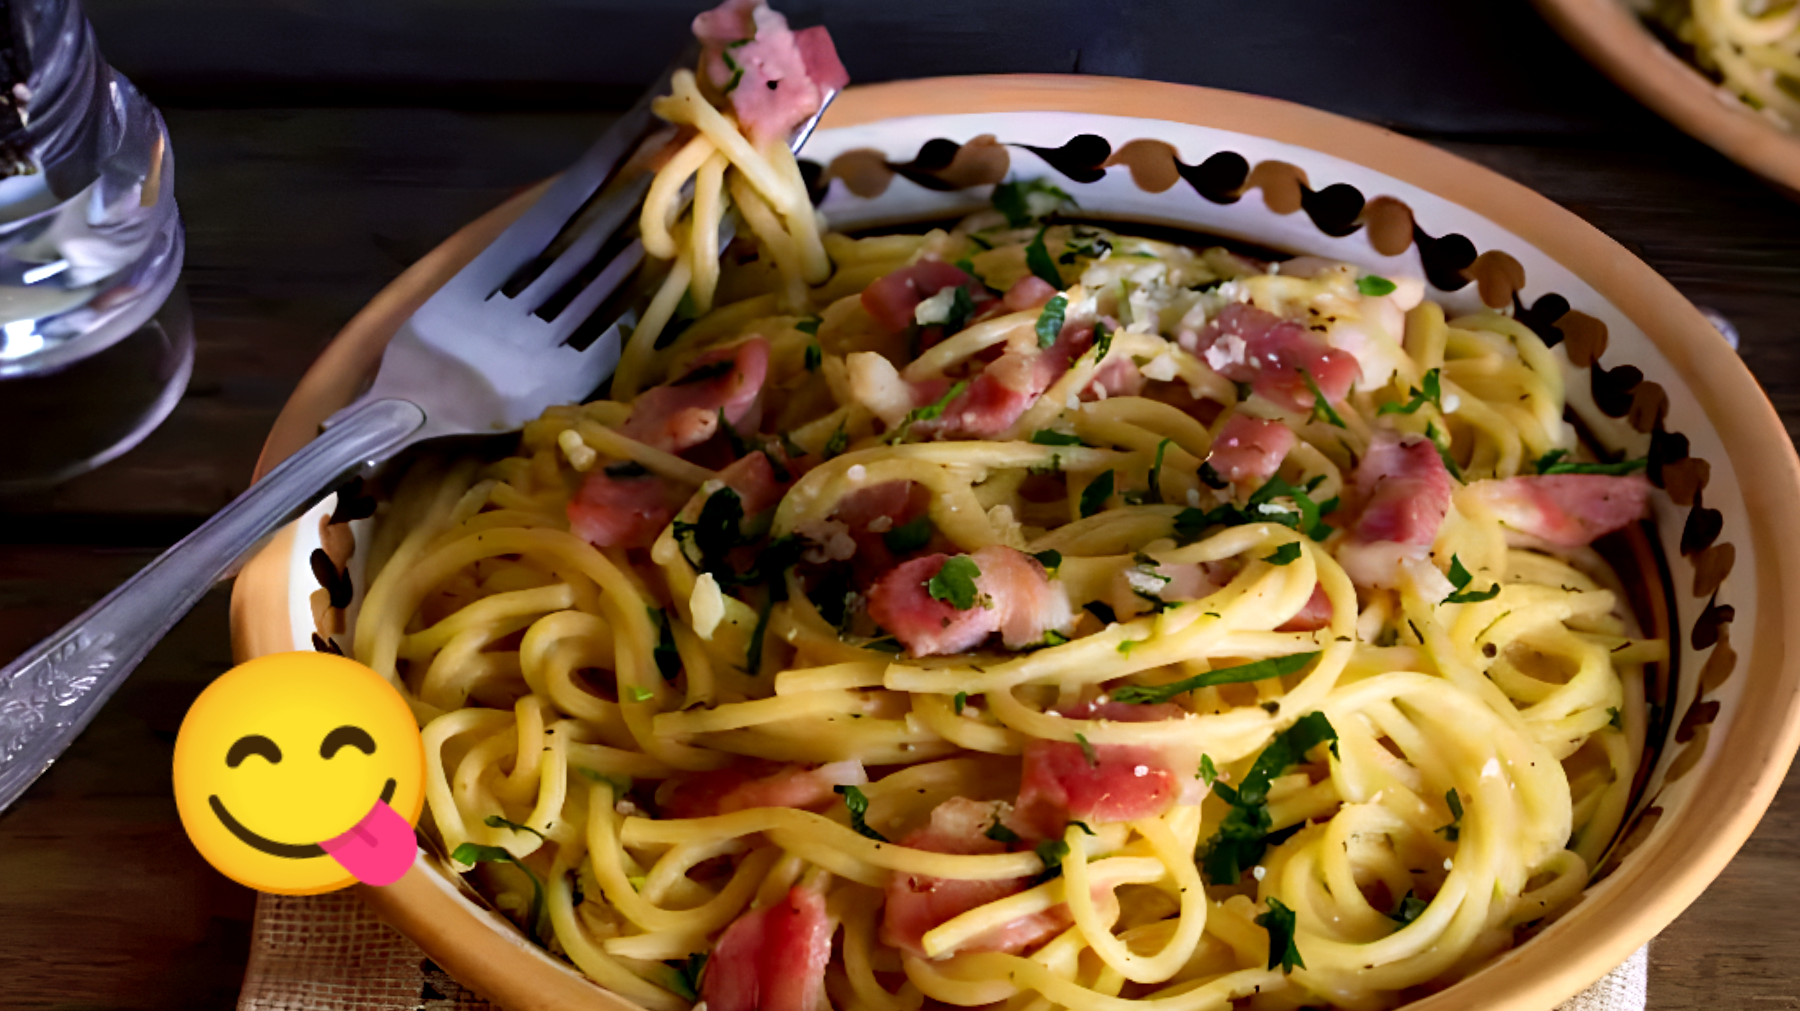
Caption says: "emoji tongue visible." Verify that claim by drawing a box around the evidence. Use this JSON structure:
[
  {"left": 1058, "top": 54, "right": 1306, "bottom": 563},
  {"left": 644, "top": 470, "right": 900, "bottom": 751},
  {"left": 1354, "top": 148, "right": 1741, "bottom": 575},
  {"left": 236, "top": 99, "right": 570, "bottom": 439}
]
[{"left": 319, "top": 799, "right": 415, "bottom": 886}]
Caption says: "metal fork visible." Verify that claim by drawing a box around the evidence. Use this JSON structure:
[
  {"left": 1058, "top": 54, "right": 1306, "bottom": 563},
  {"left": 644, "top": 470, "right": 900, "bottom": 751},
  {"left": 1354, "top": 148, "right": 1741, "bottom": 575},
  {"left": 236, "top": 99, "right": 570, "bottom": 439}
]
[{"left": 0, "top": 52, "right": 837, "bottom": 814}]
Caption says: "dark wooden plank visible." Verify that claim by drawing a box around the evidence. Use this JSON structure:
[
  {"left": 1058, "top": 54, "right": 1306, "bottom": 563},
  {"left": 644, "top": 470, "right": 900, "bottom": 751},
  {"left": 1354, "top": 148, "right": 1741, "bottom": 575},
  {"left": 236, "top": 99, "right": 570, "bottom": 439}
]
[
  {"left": 0, "top": 547, "right": 253, "bottom": 1011},
  {"left": 81, "top": 0, "right": 1655, "bottom": 137}
]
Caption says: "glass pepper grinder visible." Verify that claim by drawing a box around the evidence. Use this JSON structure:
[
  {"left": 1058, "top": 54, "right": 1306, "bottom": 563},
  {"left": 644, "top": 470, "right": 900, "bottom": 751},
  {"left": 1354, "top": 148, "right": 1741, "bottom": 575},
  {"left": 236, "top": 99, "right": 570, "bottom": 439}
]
[{"left": 0, "top": 0, "right": 189, "bottom": 491}]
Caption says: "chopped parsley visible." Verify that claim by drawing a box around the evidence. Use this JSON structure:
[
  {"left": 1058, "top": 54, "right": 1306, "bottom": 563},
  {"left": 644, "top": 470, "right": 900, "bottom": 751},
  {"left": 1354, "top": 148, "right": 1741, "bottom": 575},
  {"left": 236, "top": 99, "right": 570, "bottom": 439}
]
[
  {"left": 1256, "top": 897, "right": 1306, "bottom": 973},
  {"left": 665, "top": 953, "right": 708, "bottom": 1001},
  {"left": 1093, "top": 320, "right": 1114, "bottom": 362},
  {"left": 1059, "top": 231, "right": 1112, "bottom": 264},
  {"left": 991, "top": 178, "right": 1075, "bottom": 228},
  {"left": 943, "top": 284, "right": 977, "bottom": 334},
  {"left": 861, "top": 636, "right": 905, "bottom": 654},
  {"left": 927, "top": 555, "right": 983, "bottom": 610},
  {"left": 953, "top": 691, "right": 969, "bottom": 715},
  {"left": 1113, "top": 651, "right": 1319, "bottom": 705},
  {"left": 1262, "top": 542, "right": 1303, "bottom": 566},
  {"left": 1436, "top": 789, "right": 1464, "bottom": 842},
  {"left": 1080, "top": 470, "right": 1115, "bottom": 518},
  {"left": 1378, "top": 368, "right": 1442, "bottom": 416},
  {"left": 719, "top": 47, "right": 745, "bottom": 93},
  {"left": 1608, "top": 706, "right": 1624, "bottom": 731},
  {"left": 1356, "top": 274, "right": 1397, "bottom": 296},
  {"left": 1118, "top": 638, "right": 1147, "bottom": 656},
  {"left": 451, "top": 843, "right": 547, "bottom": 946},
  {"left": 745, "top": 592, "right": 775, "bottom": 675},
  {"left": 1031, "top": 549, "right": 1064, "bottom": 576},
  {"left": 886, "top": 380, "right": 968, "bottom": 443},
  {"left": 1390, "top": 891, "right": 1429, "bottom": 926},
  {"left": 673, "top": 486, "right": 747, "bottom": 576},
  {"left": 1069, "top": 820, "right": 1097, "bottom": 836},
  {"left": 834, "top": 784, "right": 889, "bottom": 842},
  {"left": 1148, "top": 438, "right": 1173, "bottom": 504},
  {"left": 717, "top": 408, "right": 753, "bottom": 458},
  {"left": 1029, "top": 428, "right": 1084, "bottom": 446},
  {"left": 1074, "top": 732, "right": 1098, "bottom": 767},
  {"left": 626, "top": 685, "right": 655, "bottom": 703},
  {"left": 1032, "top": 838, "right": 1072, "bottom": 884},
  {"left": 652, "top": 609, "right": 682, "bottom": 682},
  {"left": 483, "top": 814, "right": 545, "bottom": 841},
  {"left": 824, "top": 422, "right": 850, "bottom": 458},
  {"left": 1025, "top": 226, "right": 1063, "bottom": 288},
  {"left": 1533, "top": 449, "right": 1649, "bottom": 476},
  {"left": 1198, "top": 712, "right": 1338, "bottom": 885},
  {"left": 1036, "top": 293, "right": 1068, "bottom": 349},
  {"left": 1198, "top": 461, "right": 1229, "bottom": 490},
  {"left": 1084, "top": 600, "right": 1118, "bottom": 625},
  {"left": 985, "top": 819, "right": 1020, "bottom": 844},
  {"left": 803, "top": 343, "right": 822, "bottom": 371},
  {"left": 1442, "top": 554, "right": 1501, "bottom": 604},
  {"left": 1173, "top": 473, "right": 1335, "bottom": 544},
  {"left": 884, "top": 515, "right": 933, "bottom": 554},
  {"left": 1426, "top": 421, "right": 1465, "bottom": 482},
  {"left": 1298, "top": 368, "right": 1346, "bottom": 428},
  {"left": 1198, "top": 754, "right": 1219, "bottom": 785},
  {"left": 795, "top": 316, "right": 821, "bottom": 336}
]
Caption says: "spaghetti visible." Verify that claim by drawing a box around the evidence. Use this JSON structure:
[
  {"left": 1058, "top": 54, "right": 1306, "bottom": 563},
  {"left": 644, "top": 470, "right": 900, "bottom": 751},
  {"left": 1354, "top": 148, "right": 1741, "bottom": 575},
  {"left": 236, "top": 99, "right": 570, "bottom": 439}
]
[
  {"left": 1639, "top": 0, "right": 1800, "bottom": 130},
  {"left": 353, "top": 14, "right": 1664, "bottom": 1009}
]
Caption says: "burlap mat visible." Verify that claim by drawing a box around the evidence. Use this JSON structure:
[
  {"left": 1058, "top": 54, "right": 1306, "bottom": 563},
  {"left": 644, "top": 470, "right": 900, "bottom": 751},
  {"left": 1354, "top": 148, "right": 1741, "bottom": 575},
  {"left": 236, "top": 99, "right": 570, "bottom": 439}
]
[{"left": 236, "top": 891, "right": 1649, "bottom": 1010}]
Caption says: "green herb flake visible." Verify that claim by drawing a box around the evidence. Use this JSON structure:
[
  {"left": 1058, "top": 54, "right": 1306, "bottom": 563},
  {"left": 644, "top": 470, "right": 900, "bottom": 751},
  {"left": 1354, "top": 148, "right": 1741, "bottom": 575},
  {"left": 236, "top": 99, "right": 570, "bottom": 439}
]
[
  {"left": 1117, "top": 638, "right": 1147, "bottom": 656},
  {"left": 626, "top": 685, "right": 655, "bottom": 703},
  {"left": 744, "top": 592, "right": 775, "bottom": 675},
  {"left": 1069, "top": 820, "right": 1097, "bottom": 836},
  {"left": 1114, "top": 651, "right": 1319, "bottom": 705},
  {"left": 1036, "top": 293, "right": 1068, "bottom": 349},
  {"left": 1437, "top": 788, "right": 1464, "bottom": 842},
  {"left": 927, "top": 555, "right": 984, "bottom": 610},
  {"left": 1262, "top": 542, "right": 1303, "bottom": 566},
  {"left": 1093, "top": 320, "right": 1114, "bottom": 362},
  {"left": 1198, "top": 461, "right": 1229, "bottom": 490},
  {"left": 1074, "top": 732, "right": 1099, "bottom": 767},
  {"left": 795, "top": 317, "right": 822, "bottom": 336},
  {"left": 1299, "top": 368, "right": 1346, "bottom": 428},
  {"left": 1608, "top": 706, "right": 1624, "bottom": 731},
  {"left": 1356, "top": 274, "right": 1397, "bottom": 297},
  {"left": 720, "top": 48, "right": 745, "bottom": 93},
  {"left": 451, "top": 843, "right": 547, "bottom": 946},
  {"left": 834, "top": 784, "right": 889, "bottom": 842},
  {"left": 665, "top": 953, "right": 708, "bottom": 1001},
  {"left": 824, "top": 422, "right": 850, "bottom": 458},
  {"left": 1442, "top": 553, "right": 1501, "bottom": 604},
  {"left": 1198, "top": 754, "right": 1218, "bottom": 785},
  {"left": 888, "top": 380, "right": 969, "bottom": 443},
  {"left": 1256, "top": 896, "right": 1306, "bottom": 973},
  {"left": 1533, "top": 448, "right": 1650, "bottom": 476},
  {"left": 883, "top": 515, "right": 933, "bottom": 554},
  {"left": 1426, "top": 422, "right": 1465, "bottom": 482},
  {"left": 1378, "top": 368, "right": 1442, "bottom": 416},
  {"left": 992, "top": 178, "right": 1076, "bottom": 228},
  {"left": 1389, "top": 891, "right": 1429, "bottom": 927},
  {"left": 484, "top": 814, "right": 546, "bottom": 841},
  {"left": 1025, "top": 227, "right": 1063, "bottom": 288},
  {"left": 1080, "top": 470, "right": 1115, "bottom": 518},
  {"left": 953, "top": 691, "right": 969, "bottom": 715},
  {"left": 1031, "top": 549, "right": 1064, "bottom": 576},
  {"left": 1197, "top": 712, "right": 1339, "bottom": 885},
  {"left": 985, "top": 820, "right": 1020, "bottom": 844},
  {"left": 1033, "top": 838, "right": 1072, "bottom": 884},
  {"left": 804, "top": 343, "right": 822, "bottom": 372},
  {"left": 1148, "top": 437, "right": 1173, "bottom": 505},
  {"left": 652, "top": 609, "right": 682, "bottom": 682},
  {"left": 1084, "top": 600, "right": 1118, "bottom": 625},
  {"left": 1030, "top": 428, "right": 1084, "bottom": 446}
]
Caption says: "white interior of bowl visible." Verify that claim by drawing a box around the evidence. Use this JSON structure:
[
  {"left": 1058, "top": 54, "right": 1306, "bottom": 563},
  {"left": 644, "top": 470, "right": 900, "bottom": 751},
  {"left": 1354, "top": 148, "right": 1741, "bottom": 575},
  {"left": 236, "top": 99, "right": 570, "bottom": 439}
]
[{"left": 275, "top": 108, "right": 1747, "bottom": 1000}]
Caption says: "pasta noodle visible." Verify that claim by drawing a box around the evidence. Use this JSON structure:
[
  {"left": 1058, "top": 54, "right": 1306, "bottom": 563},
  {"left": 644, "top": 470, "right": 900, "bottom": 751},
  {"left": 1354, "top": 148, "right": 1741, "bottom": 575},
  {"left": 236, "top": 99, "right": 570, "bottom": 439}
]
[
  {"left": 352, "top": 47, "right": 1665, "bottom": 1011},
  {"left": 1638, "top": 0, "right": 1800, "bottom": 130}
]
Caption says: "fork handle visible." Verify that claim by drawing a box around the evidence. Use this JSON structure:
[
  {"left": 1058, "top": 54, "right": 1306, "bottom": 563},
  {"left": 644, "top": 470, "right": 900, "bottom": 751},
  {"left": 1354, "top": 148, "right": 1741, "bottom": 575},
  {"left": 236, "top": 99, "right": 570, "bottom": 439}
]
[{"left": 0, "top": 397, "right": 427, "bottom": 814}]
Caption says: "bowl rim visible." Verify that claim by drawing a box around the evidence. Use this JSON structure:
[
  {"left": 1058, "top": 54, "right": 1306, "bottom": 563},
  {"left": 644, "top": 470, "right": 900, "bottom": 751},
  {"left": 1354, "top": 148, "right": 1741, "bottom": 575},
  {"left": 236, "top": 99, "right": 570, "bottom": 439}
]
[
  {"left": 1530, "top": 0, "right": 1800, "bottom": 195},
  {"left": 231, "top": 73, "right": 1800, "bottom": 1011}
]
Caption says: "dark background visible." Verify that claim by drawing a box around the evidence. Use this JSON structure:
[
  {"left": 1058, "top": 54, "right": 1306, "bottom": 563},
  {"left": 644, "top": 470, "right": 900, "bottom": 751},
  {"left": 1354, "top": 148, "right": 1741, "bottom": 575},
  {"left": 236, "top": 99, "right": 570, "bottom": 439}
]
[{"left": 1, "top": 1, "right": 1797, "bottom": 1009}]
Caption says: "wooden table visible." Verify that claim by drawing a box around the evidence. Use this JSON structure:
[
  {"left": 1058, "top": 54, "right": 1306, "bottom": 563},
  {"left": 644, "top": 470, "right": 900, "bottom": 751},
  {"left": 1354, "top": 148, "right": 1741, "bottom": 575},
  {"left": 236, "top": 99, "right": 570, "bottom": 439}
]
[{"left": 1, "top": 1, "right": 1797, "bottom": 1008}]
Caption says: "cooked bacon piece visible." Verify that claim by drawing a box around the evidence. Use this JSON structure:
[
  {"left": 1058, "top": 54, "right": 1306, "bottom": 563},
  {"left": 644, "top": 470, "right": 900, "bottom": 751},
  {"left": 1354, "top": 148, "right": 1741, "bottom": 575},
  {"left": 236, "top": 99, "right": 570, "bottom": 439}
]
[
  {"left": 715, "top": 450, "right": 787, "bottom": 515},
  {"left": 1207, "top": 414, "right": 1297, "bottom": 489},
  {"left": 1013, "top": 705, "right": 1183, "bottom": 838},
  {"left": 1087, "top": 355, "right": 1143, "bottom": 399},
  {"left": 1336, "top": 431, "right": 1454, "bottom": 589},
  {"left": 659, "top": 760, "right": 866, "bottom": 820},
  {"left": 918, "top": 322, "right": 1092, "bottom": 439},
  {"left": 692, "top": 0, "right": 849, "bottom": 148},
  {"left": 1465, "top": 474, "right": 1652, "bottom": 548},
  {"left": 866, "top": 545, "right": 1073, "bottom": 657},
  {"left": 701, "top": 884, "right": 833, "bottom": 1011},
  {"left": 861, "top": 261, "right": 985, "bottom": 333},
  {"left": 881, "top": 797, "right": 1070, "bottom": 958},
  {"left": 620, "top": 338, "right": 769, "bottom": 453},
  {"left": 1197, "top": 303, "right": 1360, "bottom": 413},
  {"left": 1276, "top": 583, "right": 1333, "bottom": 632},
  {"left": 566, "top": 465, "right": 689, "bottom": 549},
  {"left": 1352, "top": 431, "right": 1453, "bottom": 546},
  {"left": 1002, "top": 275, "right": 1059, "bottom": 312}
]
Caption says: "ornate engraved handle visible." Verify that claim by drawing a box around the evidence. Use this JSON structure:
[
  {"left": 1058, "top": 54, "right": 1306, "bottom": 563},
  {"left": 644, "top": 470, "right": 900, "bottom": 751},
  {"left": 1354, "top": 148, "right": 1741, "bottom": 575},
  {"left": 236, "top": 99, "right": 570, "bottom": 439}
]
[{"left": 0, "top": 398, "right": 427, "bottom": 813}]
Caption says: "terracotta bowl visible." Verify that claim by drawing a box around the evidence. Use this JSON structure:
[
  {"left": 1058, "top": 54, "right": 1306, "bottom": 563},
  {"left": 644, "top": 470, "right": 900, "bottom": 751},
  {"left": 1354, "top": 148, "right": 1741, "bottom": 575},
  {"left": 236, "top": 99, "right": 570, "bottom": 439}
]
[
  {"left": 230, "top": 75, "right": 1800, "bottom": 1011},
  {"left": 1532, "top": 0, "right": 1800, "bottom": 195}
]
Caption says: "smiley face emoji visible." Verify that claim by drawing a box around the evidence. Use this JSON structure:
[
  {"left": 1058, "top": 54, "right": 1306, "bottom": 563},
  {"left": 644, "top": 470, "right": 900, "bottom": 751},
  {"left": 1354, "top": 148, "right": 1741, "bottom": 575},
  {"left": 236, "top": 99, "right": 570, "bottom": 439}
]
[{"left": 173, "top": 652, "right": 425, "bottom": 895}]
